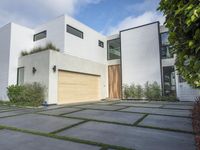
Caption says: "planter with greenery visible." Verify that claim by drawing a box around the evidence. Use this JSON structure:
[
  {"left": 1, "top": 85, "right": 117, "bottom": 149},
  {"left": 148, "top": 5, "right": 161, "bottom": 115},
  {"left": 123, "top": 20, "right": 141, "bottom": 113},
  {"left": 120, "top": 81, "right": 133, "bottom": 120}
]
[
  {"left": 123, "top": 81, "right": 178, "bottom": 101},
  {"left": 21, "top": 42, "right": 60, "bottom": 56},
  {"left": 7, "top": 83, "right": 45, "bottom": 107}
]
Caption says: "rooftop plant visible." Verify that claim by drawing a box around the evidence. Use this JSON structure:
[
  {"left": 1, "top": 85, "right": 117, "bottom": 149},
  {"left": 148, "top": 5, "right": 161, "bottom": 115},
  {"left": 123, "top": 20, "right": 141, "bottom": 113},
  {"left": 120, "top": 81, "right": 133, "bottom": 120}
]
[{"left": 21, "top": 42, "right": 60, "bottom": 56}]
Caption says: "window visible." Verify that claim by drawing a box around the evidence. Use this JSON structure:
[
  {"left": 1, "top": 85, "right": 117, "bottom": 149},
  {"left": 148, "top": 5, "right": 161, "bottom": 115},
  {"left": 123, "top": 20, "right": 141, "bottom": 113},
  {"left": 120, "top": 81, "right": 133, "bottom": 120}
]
[
  {"left": 160, "top": 32, "right": 173, "bottom": 59},
  {"left": 67, "top": 25, "right": 83, "bottom": 39},
  {"left": 107, "top": 38, "right": 121, "bottom": 60},
  {"left": 163, "top": 66, "right": 176, "bottom": 96},
  {"left": 98, "top": 40, "right": 104, "bottom": 48},
  {"left": 33, "top": 30, "right": 47, "bottom": 41},
  {"left": 17, "top": 67, "right": 24, "bottom": 85}
]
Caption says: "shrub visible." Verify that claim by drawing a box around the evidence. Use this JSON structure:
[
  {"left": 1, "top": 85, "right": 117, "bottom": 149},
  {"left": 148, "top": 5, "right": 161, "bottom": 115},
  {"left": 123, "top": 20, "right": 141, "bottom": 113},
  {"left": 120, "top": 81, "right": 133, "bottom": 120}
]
[
  {"left": 7, "top": 83, "right": 45, "bottom": 106},
  {"left": 123, "top": 84, "right": 131, "bottom": 99},
  {"left": 135, "top": 84, "right": 143, "bottom": 99},
  {"left": 144, "top": 81, "right": 161, "bottom": 100},
  {"left": 21, "top": 42, "right": 60, "bottom": 56}
]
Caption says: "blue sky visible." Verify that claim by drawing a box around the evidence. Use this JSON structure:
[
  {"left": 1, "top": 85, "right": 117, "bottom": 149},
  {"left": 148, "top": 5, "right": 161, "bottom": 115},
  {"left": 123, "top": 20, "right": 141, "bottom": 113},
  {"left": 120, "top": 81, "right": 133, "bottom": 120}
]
[{"left": 0, "top": 0, "right": 164, "bottom": 35}]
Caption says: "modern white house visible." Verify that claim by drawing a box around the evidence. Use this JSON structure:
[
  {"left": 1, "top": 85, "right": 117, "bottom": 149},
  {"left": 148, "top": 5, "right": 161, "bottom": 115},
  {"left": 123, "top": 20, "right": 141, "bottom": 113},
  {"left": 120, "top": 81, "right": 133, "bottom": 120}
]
[{"left": 0, "top": 14, "right": 199, "bottom": 104}]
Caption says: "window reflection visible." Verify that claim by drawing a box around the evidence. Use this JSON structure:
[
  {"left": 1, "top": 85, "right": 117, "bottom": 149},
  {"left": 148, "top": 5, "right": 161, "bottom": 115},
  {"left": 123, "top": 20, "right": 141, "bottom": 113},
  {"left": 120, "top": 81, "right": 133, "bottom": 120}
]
[
  {"left": 160, "top": 32, "right": 173, "bottom": 59},
  {"left": 107, "top": 38, "right": 121, "bottom": 60}
]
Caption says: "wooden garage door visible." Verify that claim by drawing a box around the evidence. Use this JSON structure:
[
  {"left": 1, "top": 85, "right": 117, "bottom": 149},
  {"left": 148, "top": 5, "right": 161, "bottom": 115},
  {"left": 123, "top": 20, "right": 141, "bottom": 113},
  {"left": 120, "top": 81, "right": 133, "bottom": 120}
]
[{"left": 58, "top": 71, "right": 100, "bottom": 104}]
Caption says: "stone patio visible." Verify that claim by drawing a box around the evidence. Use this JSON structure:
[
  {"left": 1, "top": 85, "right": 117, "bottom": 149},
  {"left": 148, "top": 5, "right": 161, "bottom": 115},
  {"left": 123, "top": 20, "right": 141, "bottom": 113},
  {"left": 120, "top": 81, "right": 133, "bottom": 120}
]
[{"left": 0, "top": 100, "right": 196, "bottom": 150}]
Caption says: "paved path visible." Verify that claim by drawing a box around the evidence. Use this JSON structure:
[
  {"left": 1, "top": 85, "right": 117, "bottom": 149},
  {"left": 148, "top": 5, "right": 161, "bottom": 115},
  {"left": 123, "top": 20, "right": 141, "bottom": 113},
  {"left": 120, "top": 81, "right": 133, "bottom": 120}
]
[{"left": 0, "top": 101, "right": 196, "bottom": 150}]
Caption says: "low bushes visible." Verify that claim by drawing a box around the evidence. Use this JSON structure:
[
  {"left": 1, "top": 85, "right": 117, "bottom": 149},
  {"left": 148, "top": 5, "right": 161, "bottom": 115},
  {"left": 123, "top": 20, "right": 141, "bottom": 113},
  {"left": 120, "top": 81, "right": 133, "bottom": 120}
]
[
  {"left": 21, "top": 42, "right": 60, "bottom": 56},
  {"left": 7, "top": 83, "right": 45, "bottom": 107},
  {"left": 192, "top": 96, "right": 200, "bottom": 150},
  {"left": 123, "top": 81, "right": 161, "bottom": 99},
  {"left": 123, "top": 81, "right": 178, "bottom": 101}
]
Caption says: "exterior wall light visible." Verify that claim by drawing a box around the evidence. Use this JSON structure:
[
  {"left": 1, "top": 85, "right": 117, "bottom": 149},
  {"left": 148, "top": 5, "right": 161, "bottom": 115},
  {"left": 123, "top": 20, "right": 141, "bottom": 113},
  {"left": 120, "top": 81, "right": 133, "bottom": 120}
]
[
  {"left": 32, "top": 67, "right": 37, "bottom": 74},
  {"left": 53, "top": 65, "right": 56, "bottom": 72}
]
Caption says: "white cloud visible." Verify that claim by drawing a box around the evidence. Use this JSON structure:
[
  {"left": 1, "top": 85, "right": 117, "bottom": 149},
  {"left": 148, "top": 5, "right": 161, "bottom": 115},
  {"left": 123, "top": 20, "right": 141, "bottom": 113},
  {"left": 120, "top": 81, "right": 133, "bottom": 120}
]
[
  {"left": 104, "top": 11, "right": 165, "bottom": 35},
  {"left": 0, "top": 0, "right": 101, "bottom": 27}
]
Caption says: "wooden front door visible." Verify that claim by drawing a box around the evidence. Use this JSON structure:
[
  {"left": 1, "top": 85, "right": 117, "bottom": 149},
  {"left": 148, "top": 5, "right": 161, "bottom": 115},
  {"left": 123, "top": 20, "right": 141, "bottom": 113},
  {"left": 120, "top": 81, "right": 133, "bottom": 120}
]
[{"left": 108, "top": 65, "right": 121, "bottom": 99}]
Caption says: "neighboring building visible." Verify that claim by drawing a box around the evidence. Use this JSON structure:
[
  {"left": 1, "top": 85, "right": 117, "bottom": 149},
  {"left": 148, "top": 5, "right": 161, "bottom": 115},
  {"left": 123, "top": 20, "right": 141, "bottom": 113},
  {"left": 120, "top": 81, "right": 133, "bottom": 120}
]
[{"left": 0, "top": 15, "right": 199, "bottom": 104}]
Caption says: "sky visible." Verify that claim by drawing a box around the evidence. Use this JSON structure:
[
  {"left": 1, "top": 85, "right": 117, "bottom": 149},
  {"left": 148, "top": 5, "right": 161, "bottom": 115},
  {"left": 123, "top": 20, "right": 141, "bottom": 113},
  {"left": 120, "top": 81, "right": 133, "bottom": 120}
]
[{"left": 0, "top": 0, "right": 165, "bottom": 35}]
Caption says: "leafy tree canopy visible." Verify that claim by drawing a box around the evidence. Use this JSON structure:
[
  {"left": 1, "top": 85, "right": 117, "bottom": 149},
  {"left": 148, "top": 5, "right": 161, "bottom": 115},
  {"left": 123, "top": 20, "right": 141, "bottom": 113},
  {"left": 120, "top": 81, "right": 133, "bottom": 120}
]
[{"left": 158, "top": 0, "right": 200, "bottom": 88}]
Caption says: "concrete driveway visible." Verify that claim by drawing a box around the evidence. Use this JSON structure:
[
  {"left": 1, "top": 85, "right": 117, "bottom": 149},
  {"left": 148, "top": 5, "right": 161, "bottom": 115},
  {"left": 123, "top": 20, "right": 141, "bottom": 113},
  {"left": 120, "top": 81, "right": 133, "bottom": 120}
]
[{"left": 0, "top": 101, "right": 196, "bottom": 150}]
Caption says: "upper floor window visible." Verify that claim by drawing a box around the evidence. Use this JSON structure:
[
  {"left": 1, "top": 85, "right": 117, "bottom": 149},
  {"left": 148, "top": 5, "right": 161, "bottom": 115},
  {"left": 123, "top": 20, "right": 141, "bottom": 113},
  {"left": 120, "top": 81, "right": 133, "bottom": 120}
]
[
  {"left": 67, "top": 25, "right": 83, "bottom": 39},
  {"left": 107, "top": 38, "right": 121, "bottom": 60},
  {"left": 161, "top": 32, "right": 169, "bottom": 46},
  {"left": 98, "top": 40, "right": 104, "bottom": 48},
  {"left": 33, "top": 30, "right": 47, "bottom": 41},
  {"left": 160, "top": 32, "right": 173, "bottom": 59}
]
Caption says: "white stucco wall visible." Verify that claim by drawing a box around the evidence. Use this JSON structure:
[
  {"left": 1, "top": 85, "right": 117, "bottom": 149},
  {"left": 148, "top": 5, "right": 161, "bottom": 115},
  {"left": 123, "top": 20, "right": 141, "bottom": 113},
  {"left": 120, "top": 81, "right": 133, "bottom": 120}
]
[
  {"left": 0, "top": 23, "right": 11, "bottom": 100},
  {"left": 34, "top": 15, "right": 65, "bottom": 51},
  {"left": 18, "top": 50, "right": 107, "bottom": 104},
  {"left": 18, "top": 51, "right": 50, "bottom": 102},
  {"left": 120, "top": 22, "right": 162, "bottom": 87},
  {"left": 9, "top": 23, "right": 34, "bottom": 85},
  {"left": 0, "top": 23, "right": 33, "bottom": 100},
  {"left": 64, "top": 15, "right": 107, "bottom": 64}
]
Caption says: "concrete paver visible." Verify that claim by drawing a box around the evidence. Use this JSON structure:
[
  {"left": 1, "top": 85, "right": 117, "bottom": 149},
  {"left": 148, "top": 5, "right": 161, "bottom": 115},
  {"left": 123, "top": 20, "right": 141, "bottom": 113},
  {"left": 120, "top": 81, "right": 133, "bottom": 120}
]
[
  {"left": 58, "top": 121, "right": 195, "bottom": 150},
  {"left": 139, "top": 114, "right": 193, "bottom": 132},
  {"left": 0, "top": 114, "right": 83, "bottom": 133},
  {"left": 64, "top": 109, "right": 144, "bottom": 124},
  {"left": 0, "top": 129, "right": 100, "bottom": 150},
  {"left": 121, "top": 107, "right": 191, "bottom": 117},
  {"left": 40, "top": 107, "right": 82, "bottom": 115},
  {"left": 76, "top": 104, "right": 126, "bottom": 111},
  {"left": 115, "top": 103, "right": 163, "bottom": 108},
  {"left": 162, "top": 104, "right": 193, "bottom": 110}
]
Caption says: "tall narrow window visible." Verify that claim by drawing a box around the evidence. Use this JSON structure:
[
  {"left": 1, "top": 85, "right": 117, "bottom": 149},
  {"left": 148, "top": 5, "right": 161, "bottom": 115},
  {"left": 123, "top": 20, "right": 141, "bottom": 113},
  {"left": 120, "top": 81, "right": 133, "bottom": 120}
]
[
  {"left": 66, "top": 25, "right": 83, "bottom": 39},
  {"left": 107, "top": 38, "right": 121, "bottom": 60},
  {"left": 33, "top": 31, "right": 47, "bottom": 41},
  {"left": 17, "top": 67, "right": 24, "bottom": 85},
  {"left": 163, "top": 66, "right": 176, "bottom": 96},
  {"left": 160, "top": 32, "right": 173, "bottom": 59}
]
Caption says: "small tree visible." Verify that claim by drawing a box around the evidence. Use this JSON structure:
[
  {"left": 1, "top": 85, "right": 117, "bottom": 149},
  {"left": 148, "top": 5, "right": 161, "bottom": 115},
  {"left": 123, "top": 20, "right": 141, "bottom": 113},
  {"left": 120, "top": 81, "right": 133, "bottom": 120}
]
[
  {"left": 150, "top": 82, "right": 161, "bottom": 99},
  {"left": 135, "top": 84, "right": 143, "bottom": 99},
  {"left": 123, "top": 84, "right": 131, "bottom": 99},
  {"left": 129, "top": 83, "right": 136, "bottom": 98},
  {"left": 144, "top": 82, "right": 151, "bottom": 99},
  {"left": 158, "top": 0, "right": 200, "bottom": 88}
]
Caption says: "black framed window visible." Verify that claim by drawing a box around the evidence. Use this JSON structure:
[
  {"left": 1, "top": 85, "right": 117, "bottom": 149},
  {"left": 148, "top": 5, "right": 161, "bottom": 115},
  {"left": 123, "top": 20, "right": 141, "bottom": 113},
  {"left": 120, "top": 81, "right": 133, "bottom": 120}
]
[
  {"left": 160, "top": 32, "right": 173, "bottom": 59},
  {"left": 163, "top": 66, "right": 176, "bottom": 96},
  {"left": 33, "top": 30, "right": 47, "bottom": 41},
  {"left": 107, "top": 38, "right": 121, "bottom": 60},
  {"left": 66, "top": 25, "right": 83, "bottom": 39},
  {"left": 17, "top": 67, "right": 24, "bottom": 85},
  {"left": 98, "top": 40, "right": 104, "bottom": 48}
]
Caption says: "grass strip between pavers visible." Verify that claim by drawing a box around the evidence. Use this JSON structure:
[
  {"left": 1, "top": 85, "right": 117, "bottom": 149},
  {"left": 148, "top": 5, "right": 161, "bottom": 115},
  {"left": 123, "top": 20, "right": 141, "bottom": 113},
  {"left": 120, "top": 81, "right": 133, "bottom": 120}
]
[
  {"left": 0, "top": 125, "right": 133, "bottom": 150},
  {"left": 114, "top": 105, "right": 193, "bottom": 110},
  {"left": 50, "top": 120, "right": 88, "bottom": 134},
  {"left": 133, "top": 114, "right": 149, "bottom": 126},
  {"left": 137, "top": 125, "right": 195, "bottom": 134},
  {"left": 37, "top": 111, "right": 194, "bottom": 134}
]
